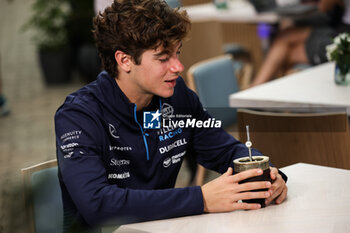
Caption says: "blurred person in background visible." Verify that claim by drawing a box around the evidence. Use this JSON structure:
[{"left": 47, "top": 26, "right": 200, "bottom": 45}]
[
  {"left": 251, "top": 0, "right": 350, "bottom": 87},
  {"left": 0, "top": 55, "right": 10, "bottom": 117},
  {"left": 0, "top": 0, "right": 11, "bottom": 117}
]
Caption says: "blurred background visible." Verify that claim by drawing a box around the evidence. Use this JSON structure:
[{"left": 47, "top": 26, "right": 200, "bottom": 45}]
[{"left": 0, "top": 0, "right": 85, "bottom": 231}]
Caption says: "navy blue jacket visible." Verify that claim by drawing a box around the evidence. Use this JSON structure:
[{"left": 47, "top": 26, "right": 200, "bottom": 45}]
[{"left": 55, "top": 72, "right": 266, "bottom": 230}]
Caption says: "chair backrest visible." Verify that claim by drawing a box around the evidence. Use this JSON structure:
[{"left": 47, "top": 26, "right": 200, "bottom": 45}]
[
  {"left": 237, "top": 109, "right": 350, "bottom": 169},
  {"left": 22, "top": 159, "right": 63, "bottom": 233},
  {"left": 187, "top": 55, "right": 240, "bottom": 128},
  {"left": 165, "top": 0, "right": 182, "bottom": 8}
]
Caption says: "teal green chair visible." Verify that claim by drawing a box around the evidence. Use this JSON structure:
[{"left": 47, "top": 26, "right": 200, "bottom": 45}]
[
  {"left": 165, "top": 0, "right": 182, "bottom": 8},
  {"left": 22, "top": 159, "right": 63, "bottom": 233},
  {"left": 187, "top": 55, "right": 240, "bottom": 128},
  {"left": 187, "top": 55, "right": 240, "bottom": 185}
]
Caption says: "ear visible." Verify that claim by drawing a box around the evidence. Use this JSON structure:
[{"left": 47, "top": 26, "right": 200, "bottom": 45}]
[{"left": 114, "top": 50, "right": 132, "bottom": 73}]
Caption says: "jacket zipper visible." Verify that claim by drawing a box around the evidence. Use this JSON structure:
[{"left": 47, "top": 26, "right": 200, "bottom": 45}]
[
  {"left": 134, "top": 104, "right": 150, "bottom": 160},
  {"left": 133, "top": 99, "right": 162, "bottom": 161}
]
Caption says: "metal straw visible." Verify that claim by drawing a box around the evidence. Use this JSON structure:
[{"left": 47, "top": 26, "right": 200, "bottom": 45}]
[{"left": 245, "top": 125, "right": 253, "bottom": 161}]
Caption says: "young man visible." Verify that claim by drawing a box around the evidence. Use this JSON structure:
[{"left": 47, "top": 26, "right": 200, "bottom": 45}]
[{"left": 55, "top": 0, "right": 288, "bottom": 232}]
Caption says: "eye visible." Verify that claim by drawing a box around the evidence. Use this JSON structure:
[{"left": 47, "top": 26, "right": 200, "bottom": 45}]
[{"left": 159, "top": 57, "right": 169, "bottom": 63}]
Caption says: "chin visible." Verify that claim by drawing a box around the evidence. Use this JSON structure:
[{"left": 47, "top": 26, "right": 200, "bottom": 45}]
[{"left": 159, "top": 90, "right": 175, "bottom": 98}]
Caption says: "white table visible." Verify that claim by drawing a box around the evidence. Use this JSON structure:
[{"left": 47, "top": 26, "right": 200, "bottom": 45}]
[
  {"left": 183, "top": 0, "right": 279, "bottom": 23},
  {"left": 114, "top": 163, "right": 350, "bottom": 233},
  {"left": 229, "top": 62, "right": 350, "bottom": 114}
]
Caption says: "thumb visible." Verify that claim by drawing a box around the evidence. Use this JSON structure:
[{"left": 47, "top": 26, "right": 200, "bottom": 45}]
[
  {"left": 224, "top": 167, "right": 233, "bottom": 176},
  {"left": 270, "top": 167, "right": 278, "bottom": 180}
]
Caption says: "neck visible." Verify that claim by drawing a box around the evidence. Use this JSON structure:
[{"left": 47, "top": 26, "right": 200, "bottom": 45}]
[{"left": 115, "top": 78, "right": 153, "bottom": 111}]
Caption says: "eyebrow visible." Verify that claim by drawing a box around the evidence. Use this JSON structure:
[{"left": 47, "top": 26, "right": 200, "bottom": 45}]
[
  {"left": 153, "top": 43, "right": 183, "bottom": 58},
  {"left": 153, "top": 51, "right": 168, "bottom": 58}
]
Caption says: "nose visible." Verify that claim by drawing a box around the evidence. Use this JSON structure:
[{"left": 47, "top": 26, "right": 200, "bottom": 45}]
[{"left": 169, "top": 57, "right": 184, "bottom": 74}]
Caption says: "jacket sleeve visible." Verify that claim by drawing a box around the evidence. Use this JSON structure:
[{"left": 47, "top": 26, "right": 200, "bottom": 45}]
[
  {"left": 179, "top": 85, "right": 259, "bottom": 174},
  {"left": 55, "top": 104, "right": 204, "bottom": 227}
]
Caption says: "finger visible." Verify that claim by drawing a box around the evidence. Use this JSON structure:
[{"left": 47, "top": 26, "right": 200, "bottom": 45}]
[
  {"left": 234, "top": 190, "right": 270, "bottom": 202},
  {"left": 275, "top": 186, "right": 288, "bottom": 204},
  {"left": 270, "top": 167, "right": 278, "bottom": 180},
  {"left": 266, "top": 185, "right": 282, "bottom": 205},
  {"left": 232, "top": 169, "right": 263, "bottom": 183},
  {"left": 237, "top": 181, "right": 271, "bottom": 193},
  {"left": 270, "top": 172, "right": 276, "bottom": 180},
  {"left": 265, "top": 192, "right": 275, "bottom": 206},
  {"left": 266, "top": 176, "right": 284, "bottom": 205},
  {"left": 232, "top": 202, "right": 261, "bottom": 210},
  {"left": 225, "top": 167, "right": 233, "bottom": 176},
  {"left": 267, "top": 187, "right": 285, "bottom": 206},
  {"left": 266, "top": 186, "right": 281, "bottom": 204}
]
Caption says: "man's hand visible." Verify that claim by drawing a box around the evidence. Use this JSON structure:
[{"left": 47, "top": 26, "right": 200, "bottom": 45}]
[
  {"left": 279, "top": 18, "right": 294, "bottom": 31},
  {"left": 265, "top": 167, "right": 288, "bottom": 206},
  {"left": 201, "top": 167, "right": 272, "bottom": 213}
]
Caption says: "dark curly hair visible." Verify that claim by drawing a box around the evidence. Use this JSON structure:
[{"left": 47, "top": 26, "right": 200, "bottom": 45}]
[{"left": 92, "top": 0, "right": 191, "bottom": 78}]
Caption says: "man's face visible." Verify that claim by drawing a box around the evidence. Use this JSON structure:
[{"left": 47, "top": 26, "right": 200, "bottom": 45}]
[{"left": 129, "top": 42, "right": 184, "bottom": 99}]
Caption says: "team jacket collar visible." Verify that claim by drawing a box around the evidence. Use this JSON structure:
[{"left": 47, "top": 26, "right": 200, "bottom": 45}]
[{"left": 95, "top": 71, "right": 162, "bottom": 130}]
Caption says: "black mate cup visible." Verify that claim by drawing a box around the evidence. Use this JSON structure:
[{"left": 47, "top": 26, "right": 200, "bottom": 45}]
[{"left": 233, "top": 155, "right": 272, "bottom": 208}]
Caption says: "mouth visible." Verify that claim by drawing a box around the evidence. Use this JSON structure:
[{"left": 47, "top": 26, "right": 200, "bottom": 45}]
[{"left": 164, "top": 77, "right": 178, "bottom": 87}]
